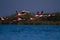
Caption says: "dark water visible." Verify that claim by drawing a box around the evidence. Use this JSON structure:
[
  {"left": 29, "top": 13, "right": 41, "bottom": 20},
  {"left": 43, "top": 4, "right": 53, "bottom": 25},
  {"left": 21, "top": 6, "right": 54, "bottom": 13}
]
[{"left": 0, "top": 25, "right": 60, "bottom": 40}]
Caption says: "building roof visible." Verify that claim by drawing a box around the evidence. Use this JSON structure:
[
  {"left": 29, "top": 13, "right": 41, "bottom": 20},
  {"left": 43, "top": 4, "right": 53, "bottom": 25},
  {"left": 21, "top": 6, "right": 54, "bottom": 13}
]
[{"left": 21, "top": 10, "right": 30, "bottom": 13}]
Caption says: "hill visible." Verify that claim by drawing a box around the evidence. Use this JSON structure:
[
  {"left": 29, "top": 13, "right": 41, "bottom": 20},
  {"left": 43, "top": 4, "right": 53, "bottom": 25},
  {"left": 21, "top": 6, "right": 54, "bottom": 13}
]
[{"left": 0, "top": 10, "right": 60, "bottom": 25}]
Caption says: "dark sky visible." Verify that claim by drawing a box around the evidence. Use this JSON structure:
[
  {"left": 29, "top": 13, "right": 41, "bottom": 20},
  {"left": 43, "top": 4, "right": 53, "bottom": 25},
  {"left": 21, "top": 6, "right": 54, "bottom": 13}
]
[{"left": 0, "top": 0, "right": 60, "bottom": 16}]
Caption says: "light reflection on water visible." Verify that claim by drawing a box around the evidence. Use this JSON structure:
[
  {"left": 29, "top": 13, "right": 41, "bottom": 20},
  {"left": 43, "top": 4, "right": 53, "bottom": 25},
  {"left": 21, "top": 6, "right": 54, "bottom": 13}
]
[{"left": 0, "top": 25, "right": 60, "bottom": 40}]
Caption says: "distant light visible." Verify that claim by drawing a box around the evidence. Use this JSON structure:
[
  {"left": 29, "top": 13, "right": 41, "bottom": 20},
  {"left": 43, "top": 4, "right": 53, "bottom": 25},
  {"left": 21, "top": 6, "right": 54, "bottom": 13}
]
[
  {"left": 48, "top": 14, "right": 51, "bottom": 16},
  {"left": 30, "top": 18, "right": 33, "bottom": 20},
  {"left": 35, "top": 15, "right": 39, "bottom": 17},
  {"left": 1, "top": 17, "right": 5, "bottom": 20},
  {"left": 17, "top": 12, "right": 21, "bottom": 16},
  {"left": 39, "top": 15, "right": 43, "bottom": 17},
  {"left": 18, "top": 18, "right": 22, "bottom": 21}
]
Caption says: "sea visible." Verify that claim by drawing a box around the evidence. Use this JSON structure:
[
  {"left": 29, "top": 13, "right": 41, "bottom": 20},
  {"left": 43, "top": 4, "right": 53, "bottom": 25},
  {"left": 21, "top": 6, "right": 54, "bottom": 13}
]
[{"left": 0, "top": 25, "right": 60, "bottom": 40}]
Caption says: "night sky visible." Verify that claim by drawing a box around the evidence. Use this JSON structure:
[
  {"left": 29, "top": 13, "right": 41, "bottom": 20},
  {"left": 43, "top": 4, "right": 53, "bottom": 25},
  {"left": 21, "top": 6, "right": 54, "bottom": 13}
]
[{"left": 0, "top": 0, "right": 60, "bottom": 16}]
